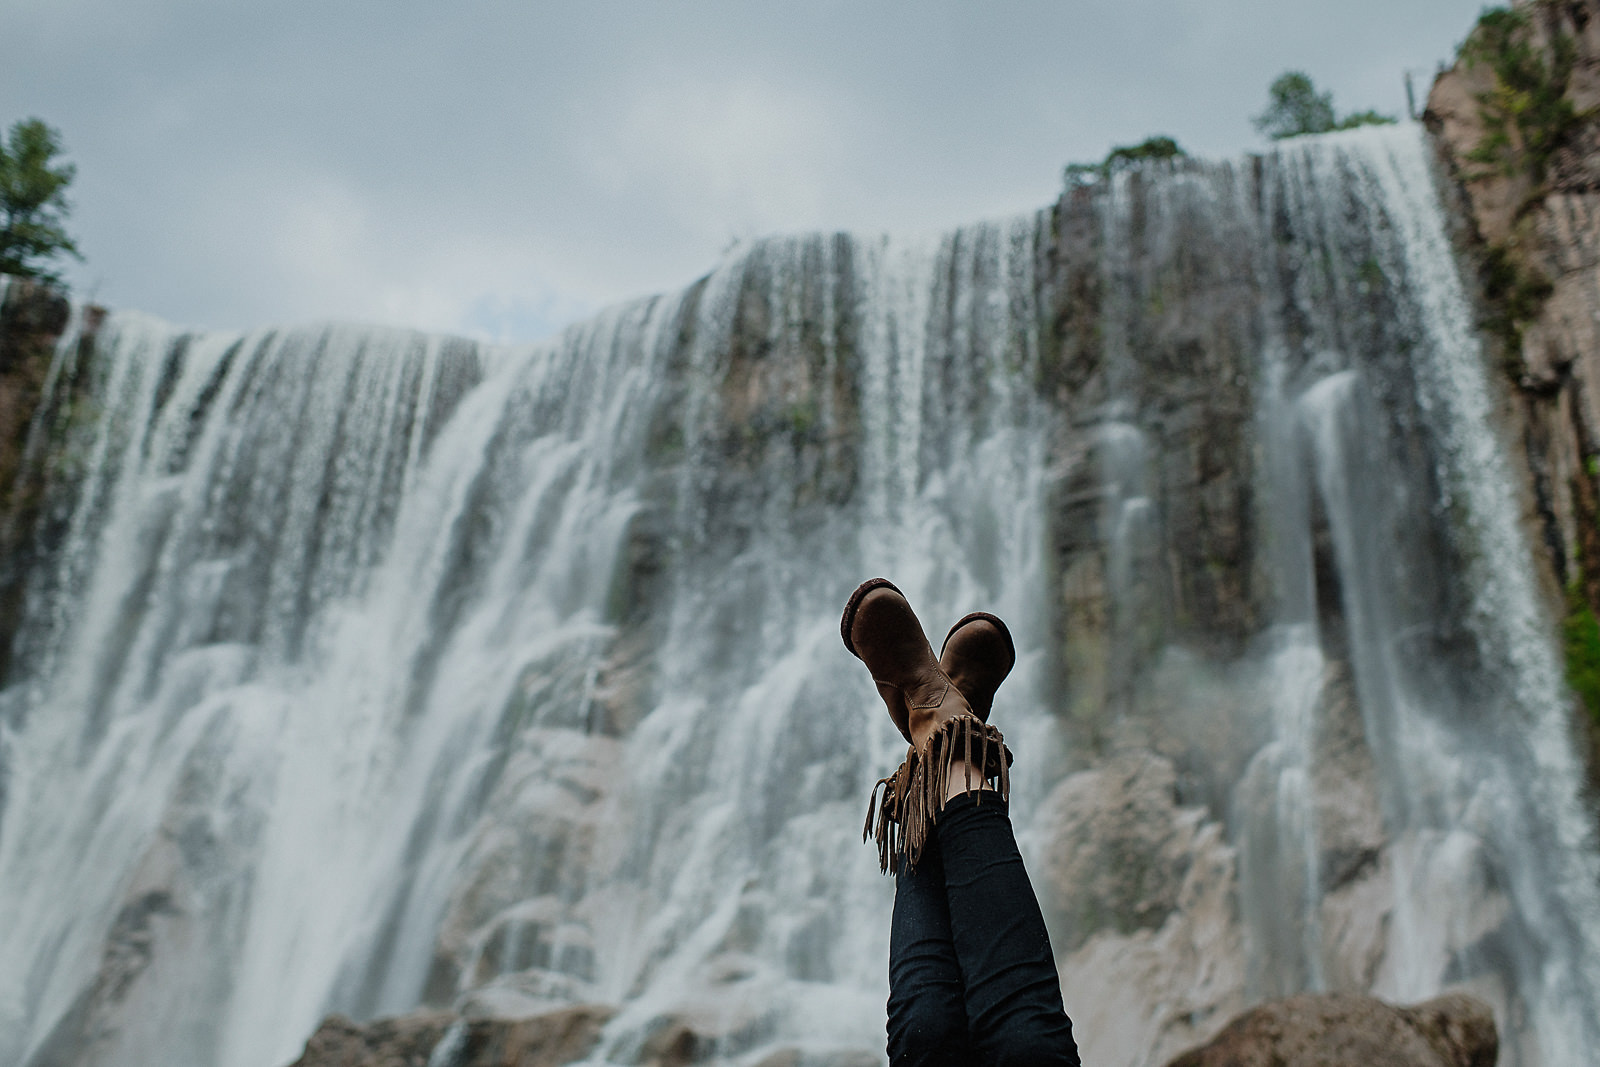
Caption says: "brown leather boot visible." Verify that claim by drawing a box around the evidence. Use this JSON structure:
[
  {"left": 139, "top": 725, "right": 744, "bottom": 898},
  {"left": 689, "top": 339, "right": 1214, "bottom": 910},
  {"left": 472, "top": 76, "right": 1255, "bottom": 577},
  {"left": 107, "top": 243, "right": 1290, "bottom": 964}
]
[
  {"left": 938, "top": 611, "right": 1015, "bottom": 722},
  {"left": 841, "top": 577, "right": 968, "bottom": 746},
  {"left": 842, "top": 578, "right": 1011, "bottom": 872}
]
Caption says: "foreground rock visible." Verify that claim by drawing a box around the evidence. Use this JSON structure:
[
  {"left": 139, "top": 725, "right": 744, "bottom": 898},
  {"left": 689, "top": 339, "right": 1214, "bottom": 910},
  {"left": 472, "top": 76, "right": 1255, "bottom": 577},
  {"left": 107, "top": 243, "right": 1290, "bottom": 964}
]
[
  {"left": 285, "top": 1005, "right": 613, "bottom": 1067},
  {"left": 1164, "top": 992, "right": 1497, "bottom": 1067}
]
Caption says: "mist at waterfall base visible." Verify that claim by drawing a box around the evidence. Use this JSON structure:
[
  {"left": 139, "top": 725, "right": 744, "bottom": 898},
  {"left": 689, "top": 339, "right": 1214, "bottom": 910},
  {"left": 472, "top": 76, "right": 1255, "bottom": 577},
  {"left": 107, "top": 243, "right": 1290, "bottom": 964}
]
[{"left": 0, "top": 123, "right": 1597, "bottom": 1067}]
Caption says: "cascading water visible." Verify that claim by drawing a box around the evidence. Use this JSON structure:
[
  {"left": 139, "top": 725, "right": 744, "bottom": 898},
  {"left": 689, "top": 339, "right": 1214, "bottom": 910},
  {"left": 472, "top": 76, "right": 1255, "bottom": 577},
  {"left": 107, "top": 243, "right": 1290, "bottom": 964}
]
[{"left": 0, "top": 123, "right": 1596, "bottom": 1067}]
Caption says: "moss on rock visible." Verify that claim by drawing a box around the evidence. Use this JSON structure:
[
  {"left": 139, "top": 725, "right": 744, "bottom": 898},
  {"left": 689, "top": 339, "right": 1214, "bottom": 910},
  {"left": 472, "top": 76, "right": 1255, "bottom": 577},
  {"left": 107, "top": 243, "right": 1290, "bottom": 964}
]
[
  {"left": 1564, "top": 576, "right": 1600, "bottom": 725},
  {"left": 1480, "top": 239, "right": 1554, "bottom": 365},
  {"left": 1462, "top": 5, "right": 1584, "bottom": 186}
]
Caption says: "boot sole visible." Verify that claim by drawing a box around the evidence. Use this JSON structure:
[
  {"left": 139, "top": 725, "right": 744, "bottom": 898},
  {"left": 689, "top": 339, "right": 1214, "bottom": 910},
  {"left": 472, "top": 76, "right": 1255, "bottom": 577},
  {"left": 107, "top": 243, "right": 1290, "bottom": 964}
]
[{"left": 840, "top": 577, "right": 904, "bottom": 660}]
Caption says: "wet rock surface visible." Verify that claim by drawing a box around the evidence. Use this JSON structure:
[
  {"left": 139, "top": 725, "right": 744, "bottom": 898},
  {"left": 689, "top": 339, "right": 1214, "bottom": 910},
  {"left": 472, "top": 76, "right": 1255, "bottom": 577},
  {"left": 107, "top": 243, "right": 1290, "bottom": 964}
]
[
  {"left": 1053, "top": 803, "right": 1246, "bottom": 1067},
  {"left": 425, "top": 730, "right": 618, "bottom": 1007},
  {"left": 1038, "top": 752, "right": 1203, "bottom": 950}
]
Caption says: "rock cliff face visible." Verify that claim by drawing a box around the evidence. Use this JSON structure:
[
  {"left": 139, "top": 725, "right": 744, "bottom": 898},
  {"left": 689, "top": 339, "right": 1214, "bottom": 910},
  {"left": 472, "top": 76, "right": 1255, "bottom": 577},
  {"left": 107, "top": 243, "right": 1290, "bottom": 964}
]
[
  {"left": 1427, "top": 0, "right": 1600, "bottom": 774},
  {"left": 3, "top": 10, "right": 1600, "bottom": 1066},
  {"left": 0, "top": 279, "right": 100, "bottom": 684}
]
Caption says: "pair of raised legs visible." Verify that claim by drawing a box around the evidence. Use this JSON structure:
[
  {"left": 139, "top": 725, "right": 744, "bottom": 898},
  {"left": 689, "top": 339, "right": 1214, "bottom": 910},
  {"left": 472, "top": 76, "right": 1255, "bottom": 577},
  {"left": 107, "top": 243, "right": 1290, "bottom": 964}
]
[{"left": 842, "top": 579, "right": 1080, "bottom": 1067}]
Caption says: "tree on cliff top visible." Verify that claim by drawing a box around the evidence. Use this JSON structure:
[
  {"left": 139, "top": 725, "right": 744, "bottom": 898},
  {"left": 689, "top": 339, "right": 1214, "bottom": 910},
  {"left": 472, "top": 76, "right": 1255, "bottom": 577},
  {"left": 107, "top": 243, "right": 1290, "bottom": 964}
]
[
  {"left": 1064, "top": 135, "right": 1188, "bottom": 186},
  {"left": 1254, "top": 72, "right": 1397, "bottom": 140},
  {"left": 0, "top": 118, "right": 81, "bottom": 287}
]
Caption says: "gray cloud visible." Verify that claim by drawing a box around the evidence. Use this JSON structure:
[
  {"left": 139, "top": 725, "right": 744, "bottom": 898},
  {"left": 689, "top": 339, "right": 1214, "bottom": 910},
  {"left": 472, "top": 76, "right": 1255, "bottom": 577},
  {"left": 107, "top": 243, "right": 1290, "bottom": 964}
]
[{"left": 2, "top": 0, "right": 1487, "bottom": 340}]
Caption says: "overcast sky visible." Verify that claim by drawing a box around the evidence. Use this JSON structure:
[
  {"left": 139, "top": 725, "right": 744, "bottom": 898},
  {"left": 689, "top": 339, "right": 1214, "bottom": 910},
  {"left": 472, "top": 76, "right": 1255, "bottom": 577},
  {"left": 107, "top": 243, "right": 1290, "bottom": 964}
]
[{"left": 4, "top": 0, "right": 1490, "bottom": 343}]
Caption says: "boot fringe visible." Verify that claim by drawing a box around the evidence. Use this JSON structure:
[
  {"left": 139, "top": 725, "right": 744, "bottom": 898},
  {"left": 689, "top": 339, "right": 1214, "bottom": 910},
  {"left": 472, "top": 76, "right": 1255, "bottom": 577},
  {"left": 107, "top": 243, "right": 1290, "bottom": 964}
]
[
  {"left": 865, "top": 748, "right": 914, "bottom": 873},
  {"left": 863, "top": 715, "right": 1011, "bottom": 874}
]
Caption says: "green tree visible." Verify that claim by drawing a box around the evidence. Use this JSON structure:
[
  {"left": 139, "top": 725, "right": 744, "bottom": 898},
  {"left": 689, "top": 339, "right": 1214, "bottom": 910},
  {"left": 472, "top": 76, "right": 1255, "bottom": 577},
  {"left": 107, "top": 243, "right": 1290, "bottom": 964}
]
[
  {"left": 1254, "top": 72, "right": 1337, "bottom": 138},
  {"left": 0, "top": 118, "right": 81, "bottom": 286},
  {"left": 1104, "top": 135, "right": 1186, "bottom": 173},
  {"left": 1064, "top": 135, "right": 1188, "bottom": 187},
  {"left": 1461, "top": 6, "right": 1580, "bottom": 182},
  {"left": 1254, "top": 72, "right": 1397, "bottom": 140}
]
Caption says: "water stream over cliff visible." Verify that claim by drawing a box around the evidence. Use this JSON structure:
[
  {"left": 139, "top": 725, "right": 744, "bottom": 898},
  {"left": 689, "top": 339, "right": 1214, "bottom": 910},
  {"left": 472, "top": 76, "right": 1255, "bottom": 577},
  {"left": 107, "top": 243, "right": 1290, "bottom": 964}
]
[{"left": 0, "top": 124, "right": 1596, "bottom": 1067}]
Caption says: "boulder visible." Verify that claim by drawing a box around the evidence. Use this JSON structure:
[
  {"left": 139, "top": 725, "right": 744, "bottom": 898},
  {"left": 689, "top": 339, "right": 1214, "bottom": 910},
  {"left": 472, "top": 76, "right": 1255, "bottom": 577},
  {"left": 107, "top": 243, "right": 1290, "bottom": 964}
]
[
  {"left": 748, "top": 1050, "right": 880, "bottom": 1067},
  {"left": 286, "top": 1012, "right": 454, "bottom": 1067},
  {"left": 1163, "top": 992, "right": 1497, "bottom": 1067},
  {"left": 285, "top": 1004, "right": 614, "bottom": 1067}
]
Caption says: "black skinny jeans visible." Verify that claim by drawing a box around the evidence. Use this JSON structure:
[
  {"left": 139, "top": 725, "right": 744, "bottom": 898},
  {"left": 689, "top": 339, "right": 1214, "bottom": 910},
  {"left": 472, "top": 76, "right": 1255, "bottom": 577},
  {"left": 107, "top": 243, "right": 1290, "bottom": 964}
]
[{"left": 887, "top": 793, "right": 1080, "bottom": 1067}]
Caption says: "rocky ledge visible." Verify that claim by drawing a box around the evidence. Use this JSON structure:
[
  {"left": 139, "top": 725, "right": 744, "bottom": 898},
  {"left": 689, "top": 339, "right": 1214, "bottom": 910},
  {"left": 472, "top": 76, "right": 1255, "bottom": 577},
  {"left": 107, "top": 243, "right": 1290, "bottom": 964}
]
[
  {"left": 284, "top": 1003, "right": 886, "bottom": 1067},
  {"left": 285, "top": 993, "right": 1494, "bottom": 1067}
]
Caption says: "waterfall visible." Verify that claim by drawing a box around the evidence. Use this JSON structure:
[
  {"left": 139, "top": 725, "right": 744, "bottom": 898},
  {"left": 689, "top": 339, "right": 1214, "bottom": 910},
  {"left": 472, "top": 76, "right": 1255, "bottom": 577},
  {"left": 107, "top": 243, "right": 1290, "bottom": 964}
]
[{"left": 0, "top": 123, "right": 1596, "bottom": 1067}]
